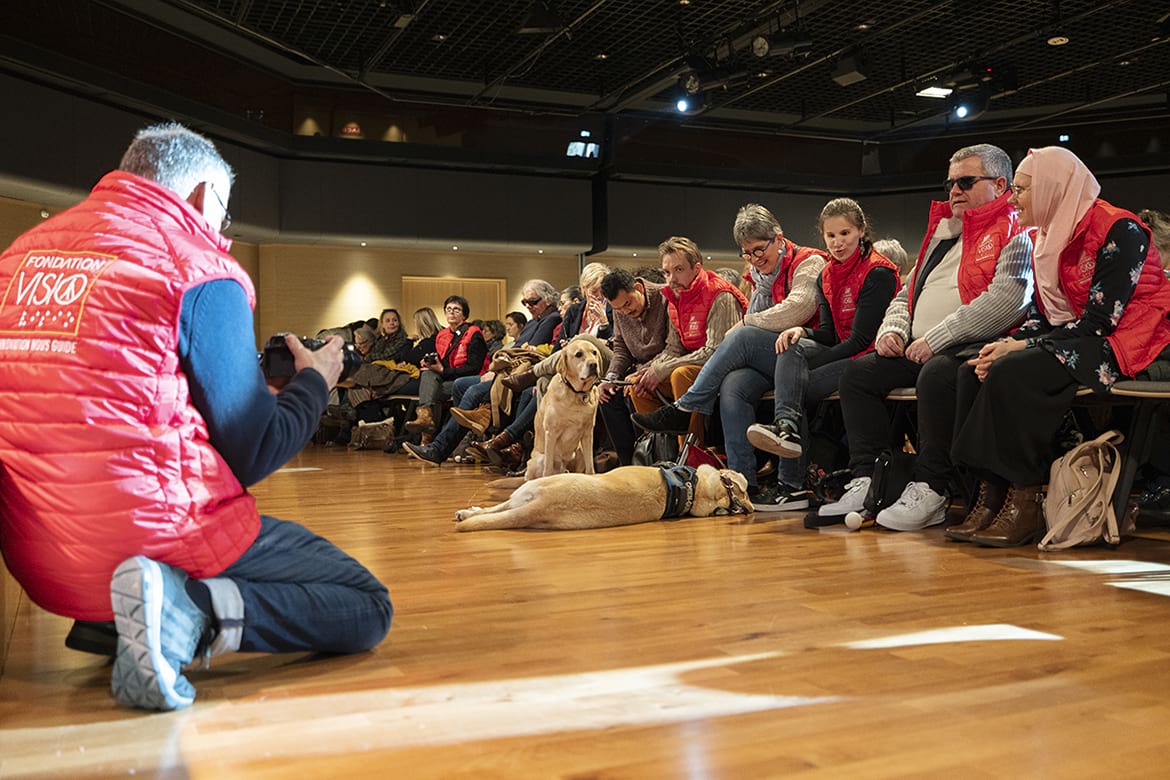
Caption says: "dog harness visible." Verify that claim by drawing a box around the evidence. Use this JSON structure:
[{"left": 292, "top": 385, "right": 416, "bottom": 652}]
[{"left": 659, "top": 464, "right": 699, "bottom": 519}]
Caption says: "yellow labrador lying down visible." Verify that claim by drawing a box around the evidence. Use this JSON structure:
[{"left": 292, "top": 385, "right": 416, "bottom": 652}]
[{"left": 455, "top": 463, "right": 753, "bottom": 531}]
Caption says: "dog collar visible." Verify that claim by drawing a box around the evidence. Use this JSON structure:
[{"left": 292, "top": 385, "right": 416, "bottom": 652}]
[{"left": 562, "top": 374, "right": 595, "bottom": 402}]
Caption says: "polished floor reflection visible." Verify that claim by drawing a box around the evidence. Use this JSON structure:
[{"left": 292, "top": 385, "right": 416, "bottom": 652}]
[{"left": 4, "top": 446, "right": 1170, "bottom": 778}]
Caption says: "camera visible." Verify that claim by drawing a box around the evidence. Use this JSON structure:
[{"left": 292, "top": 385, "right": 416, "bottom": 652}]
[
  {"left": 261, "top": 333, "right": 361, "bottom": 382},
  {"left": 422, "top": 351, "right": 440, "bottom": 366}
]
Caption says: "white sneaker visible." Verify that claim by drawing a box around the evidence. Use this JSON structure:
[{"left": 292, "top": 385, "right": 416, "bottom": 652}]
[
  {"left": 875, "top": 482, "right": 947, "bottom": 531},
  {"left": 818, "top": 476, "right": 871, "bottom": 516}
]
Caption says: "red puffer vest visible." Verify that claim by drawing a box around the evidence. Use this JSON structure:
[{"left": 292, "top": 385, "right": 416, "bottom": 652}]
[
  {"left": 746, "top": 238, "right": 824, "bottom": 328},
  {"left": 0, "top": 171, "right": 260, "bottom": 621},
  {"left": 909, "top": 191, "right": 1025, "bottom": 315},
  {"left": 663, "top": 269, "right": 749, "bottom": 351},
  {"left": 819, "top": 248, "right": 901, "bottom": 356},
  {"left": 435, "top": 324, "right": 489, "bottom": 373},
  {"left": 1048, "top": 200, "right": 1170, "bottom": 377}
]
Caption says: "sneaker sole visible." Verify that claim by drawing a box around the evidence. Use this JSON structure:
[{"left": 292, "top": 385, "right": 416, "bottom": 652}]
[
  {"left": 110, "top": 556, "right": 194, "bottom": 711},
  {"left": 752, "top": 499, "right": 811, "bottom": 513},
  {"left": 875, "top": 509, "right": 947, "bottom": 532},
  {"left": 746, "top": 426, "right": 802, "bottom": 459}
]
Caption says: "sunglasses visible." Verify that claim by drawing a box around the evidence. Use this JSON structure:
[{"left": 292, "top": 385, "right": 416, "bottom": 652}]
[
  {"left": 521, "top": 297, "right": 542, "bottom": 307},
  {"left": 944, "top": 175, "right": 997, "bottom": 193}
]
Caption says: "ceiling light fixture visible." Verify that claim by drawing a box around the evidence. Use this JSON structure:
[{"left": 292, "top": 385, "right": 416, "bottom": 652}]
[
  {"left": 517, "top": 1, "right": 565, "bottom": 35},
  {"left": 916, "top": 85, "right": 953, "bottom": 99},
  {"left": 1047, "top": 34, "right": 1070, "bottom": 46},
  {"left": 831, "top": 51, "right": 869, "bottom": 86}
]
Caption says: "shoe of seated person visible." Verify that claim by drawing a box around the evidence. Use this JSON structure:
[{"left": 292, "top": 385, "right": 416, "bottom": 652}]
[
  {"left": 110, "top": 556, "right": 211, "bottom": 711},
  {"left": 817, "top": 476, "right": 871, "bottom": 517},
  {"left": 746, "top": 420, "right": 802, "bottom": 458},
  {"left": 875, "top": 482, "right": 947, "bottom": 531},
  {"left": 404, "top": 441, "right": 445, "bottom": 466},
  {"left": 65, "top": 620, "right": 119, "bottom": 657},
  {"left": 631, "top": 403, "right": 691, "bottom": 434},
  {"left": 450, "top": 404, "right": 492, "bottom": 436},
  {"left": 749, "top": 484, "right": 812, "bottom": 512}
]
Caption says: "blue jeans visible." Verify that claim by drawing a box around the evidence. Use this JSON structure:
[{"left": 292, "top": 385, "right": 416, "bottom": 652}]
[
  {"left": 674, "top": 325, "right": 779, "bottom": 488},
  {"left": 675, "top": 325, "right": 779, "bottom": 415},
  {"left": 505, "top": 388, "right": 537, "bottom": 438},
  {"left": 432, "top": 376, "right": 490, "bottom": 456},
  {"left": 219, "top": 516, "right": 392, "bottom": 654},
  {"left": 773, "top": 339, "right": 851, "bottom": 490}
]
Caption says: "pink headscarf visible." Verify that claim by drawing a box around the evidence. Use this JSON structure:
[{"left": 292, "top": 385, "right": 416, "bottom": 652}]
[{"left": 1017, "top": 146, "right": 1101, "bottom": 325}]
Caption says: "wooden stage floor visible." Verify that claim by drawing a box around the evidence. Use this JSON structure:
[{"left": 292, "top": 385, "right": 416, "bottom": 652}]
[{"left": 4, "top": 445, "right": 1170, "bottom": 778}]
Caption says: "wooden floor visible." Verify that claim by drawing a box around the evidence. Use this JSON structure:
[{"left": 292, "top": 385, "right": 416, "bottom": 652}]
[{"left": 4, "top": 446, "right": 1170, "bottom": 778}]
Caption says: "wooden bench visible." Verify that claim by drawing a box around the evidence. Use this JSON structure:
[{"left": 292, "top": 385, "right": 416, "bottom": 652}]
[{"left": 1102, "top": 380, "right": 1170, "bottom": 525}]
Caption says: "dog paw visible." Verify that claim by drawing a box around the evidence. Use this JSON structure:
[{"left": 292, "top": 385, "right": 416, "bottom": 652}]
[{"left": 455, "top": 507, "right": 483, "bottom": 522}]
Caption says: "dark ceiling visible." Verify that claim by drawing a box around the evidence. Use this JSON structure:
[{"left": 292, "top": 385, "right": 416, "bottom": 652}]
[{"left": 2, "top": 0, "right": 1168, "bottom": 183}]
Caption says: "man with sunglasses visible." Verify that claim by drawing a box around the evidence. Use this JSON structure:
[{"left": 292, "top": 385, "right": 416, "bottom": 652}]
[
  {"left": 818, "top": 143, "right": 1034, "bottom": 532},
  {"left": 631, "top": 205, "right": 827, "bottom": 510}
]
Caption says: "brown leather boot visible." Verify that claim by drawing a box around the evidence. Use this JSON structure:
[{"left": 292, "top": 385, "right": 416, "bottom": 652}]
[
  {"left": 502, "top": 369, "right": 538, "bottom": 393},
  {"left": 450, "top": 403, "right": 492, "bottom": 435},
  {"left": 404, "top": 405, "right": 435, "bottom": 434},
  {"left": 945, "top": 479, "right": 1009, "bottom": 542},
  {"left": 480, "top": 430, "right": 518, "bottom": 468},
  {"left": 969, "top": 484, "right": 1045, "bottom": 547}
]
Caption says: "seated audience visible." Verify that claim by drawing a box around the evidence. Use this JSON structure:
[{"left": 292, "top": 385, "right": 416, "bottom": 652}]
[
  {"left": 368, "top": 308, "right": 409, "bottom": 363},
  {"left": 743, "top": 198, "right": 900, "bottom": 509},
  {"left": 874, "top": 238, "right": 912, "bottom": 281},
  {"left": 482, "top": 319, "right": 506, "bottom": 355},
  {"left": 629, "top": 205, "right": 825, "bottom": 498},
  {"left": 630, "top": 237, "right": 748, "bottom": 446},
  {"left": 952, "top": 146, "right": 1170, "bottom": 546},
  {"left": 404, "top": 296, "right": 487, "bottom": 435},
  {"left": 818, "top": 144, "right": 1033, "bottom": 530},
  {"left": 503, "top": 310, "right": 528, "bottom": 346},
  {"left": 1138, "top": 209, "right": 1170, "bottom": 275}
]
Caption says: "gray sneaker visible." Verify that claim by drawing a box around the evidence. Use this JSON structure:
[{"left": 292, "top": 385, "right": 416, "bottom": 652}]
[
  {"left": 110, "top": 556, "right": 210, "bottom": 711},
  {"left": 875, "top": 482, "right": 947, "bottom": 531},
  {"left": 818, "top": 476, "right": 872, "bottom": 517},
  {"left": 749, "top": 484, "right": 812, "bottom": 512}
]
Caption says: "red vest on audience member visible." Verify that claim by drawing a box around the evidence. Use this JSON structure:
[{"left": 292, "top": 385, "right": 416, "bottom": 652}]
[
  {"left": 1046, "top": 200, "right": 1170, "bottom": 377},
  {"left": 435, "top": 323, "right": 489, "bottom": 373},
  {"left": 819, "top": 247, "right": 901, "bottom": 357},
  {"left": 746, "top": 237, "right": 824, "bottom": 328},
  {"left": 663, "top": 268, "right": 749, "bottom": 351},
  {"left": 0, "top": 171, "right": 260, "bottom": 621},
  {"left": 909, "top": 191, "right": 1025, "bottom": 316}
]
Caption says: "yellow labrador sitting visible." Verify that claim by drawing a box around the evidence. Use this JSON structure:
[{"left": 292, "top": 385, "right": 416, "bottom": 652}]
[
  {"left": 455, "top": 463, "right": 753, "bottom": 531},
  {"left": 526, "top": 339, "right": 603, "bottom": 480}
]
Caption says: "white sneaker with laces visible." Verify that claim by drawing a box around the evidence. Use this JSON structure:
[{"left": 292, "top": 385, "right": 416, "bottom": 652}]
[
  {"left": 875, "top": 481, "right": 947, "bottom": 531},
  {"left": 818, "top": 476, "right": 871, "bottom": 517}
]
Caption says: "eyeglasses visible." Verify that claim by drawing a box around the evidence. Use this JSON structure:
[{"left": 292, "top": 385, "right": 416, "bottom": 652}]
[
  {"left": 210, "top": 187, "right": 232, "bottom": 232},
  {"left": 944, "top": 175, "right": 997, "bottom": 193},
  {"left": 444, "top": 306, "right": 464, "bottom": 314},
  {"left": 521, "top": 297, "right": 542, "bottom": 307},
  {"left": 739, "top": 235, "right": 776, "bottom": 260}
]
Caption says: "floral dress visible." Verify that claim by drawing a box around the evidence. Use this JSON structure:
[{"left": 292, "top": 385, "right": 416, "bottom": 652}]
[{"left": 1015, "top": 218, "right": 1150, "bottom": 392}]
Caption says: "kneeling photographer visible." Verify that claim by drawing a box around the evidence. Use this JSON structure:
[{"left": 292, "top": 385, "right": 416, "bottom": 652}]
[{"left": 403, "top": 295, "right": 488, "bottom": 436}]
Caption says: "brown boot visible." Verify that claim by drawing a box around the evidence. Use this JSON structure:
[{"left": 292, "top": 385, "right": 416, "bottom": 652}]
[
  {"left": 502, "top": 369, "right": 538, "bottom": 393},
  {"left": 970, "top": 484, "right": 1045, "bottom": 547},
  {"left": 450, "top": 403, "right": 492, "bottom": 435},
  {"left": 945, "top": 479, "right": 1008, "bottom": 542},
  {"left": 480, "top": 430, "right": 517, "bottom": 468},
  {"left": 404, "top": 405, "right": 435, "bottom": 434}
]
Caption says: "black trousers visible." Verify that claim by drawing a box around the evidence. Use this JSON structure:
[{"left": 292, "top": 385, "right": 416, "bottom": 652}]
[
  {"left": 838, "top": 349, "right": 977, "bottom": 493},
  {"left": 951, "top": 347, "right": 1078, "bottom": 486}
]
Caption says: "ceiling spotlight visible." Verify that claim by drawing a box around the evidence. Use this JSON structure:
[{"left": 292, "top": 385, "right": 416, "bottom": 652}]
[
  {"left": 950, "top": 89, "right": 989, "bottom": 121},
  {"left": 1047, "top": 34, "right": 1070, "bottom": 46},
  {"left": 676, "top": 97, "right": 691, "bottom": 112},
  {"left": 831, "top": 51, "right": 869, "bottom": 87},
  {"left": 751, "top": 28, "right": 814, "bottom": 59},
  {"left": 517, "top": 1, "right": 564, "bottom": 35}
]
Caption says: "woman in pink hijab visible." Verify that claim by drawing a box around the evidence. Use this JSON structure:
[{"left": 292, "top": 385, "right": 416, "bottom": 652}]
[{"left": 950, "top": 146, "right": 1170, "bottom": 547}]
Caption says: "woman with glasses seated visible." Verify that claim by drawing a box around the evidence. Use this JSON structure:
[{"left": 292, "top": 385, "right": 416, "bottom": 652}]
[
  {"left": 402, "top": 295, "right": 488, "bottom": 436},
  {"left": 628, "top": 203, "right": 828, "bottom": 501},
  {"left": 952, "top": 146, "right": 1170, "bottom": 547}
]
